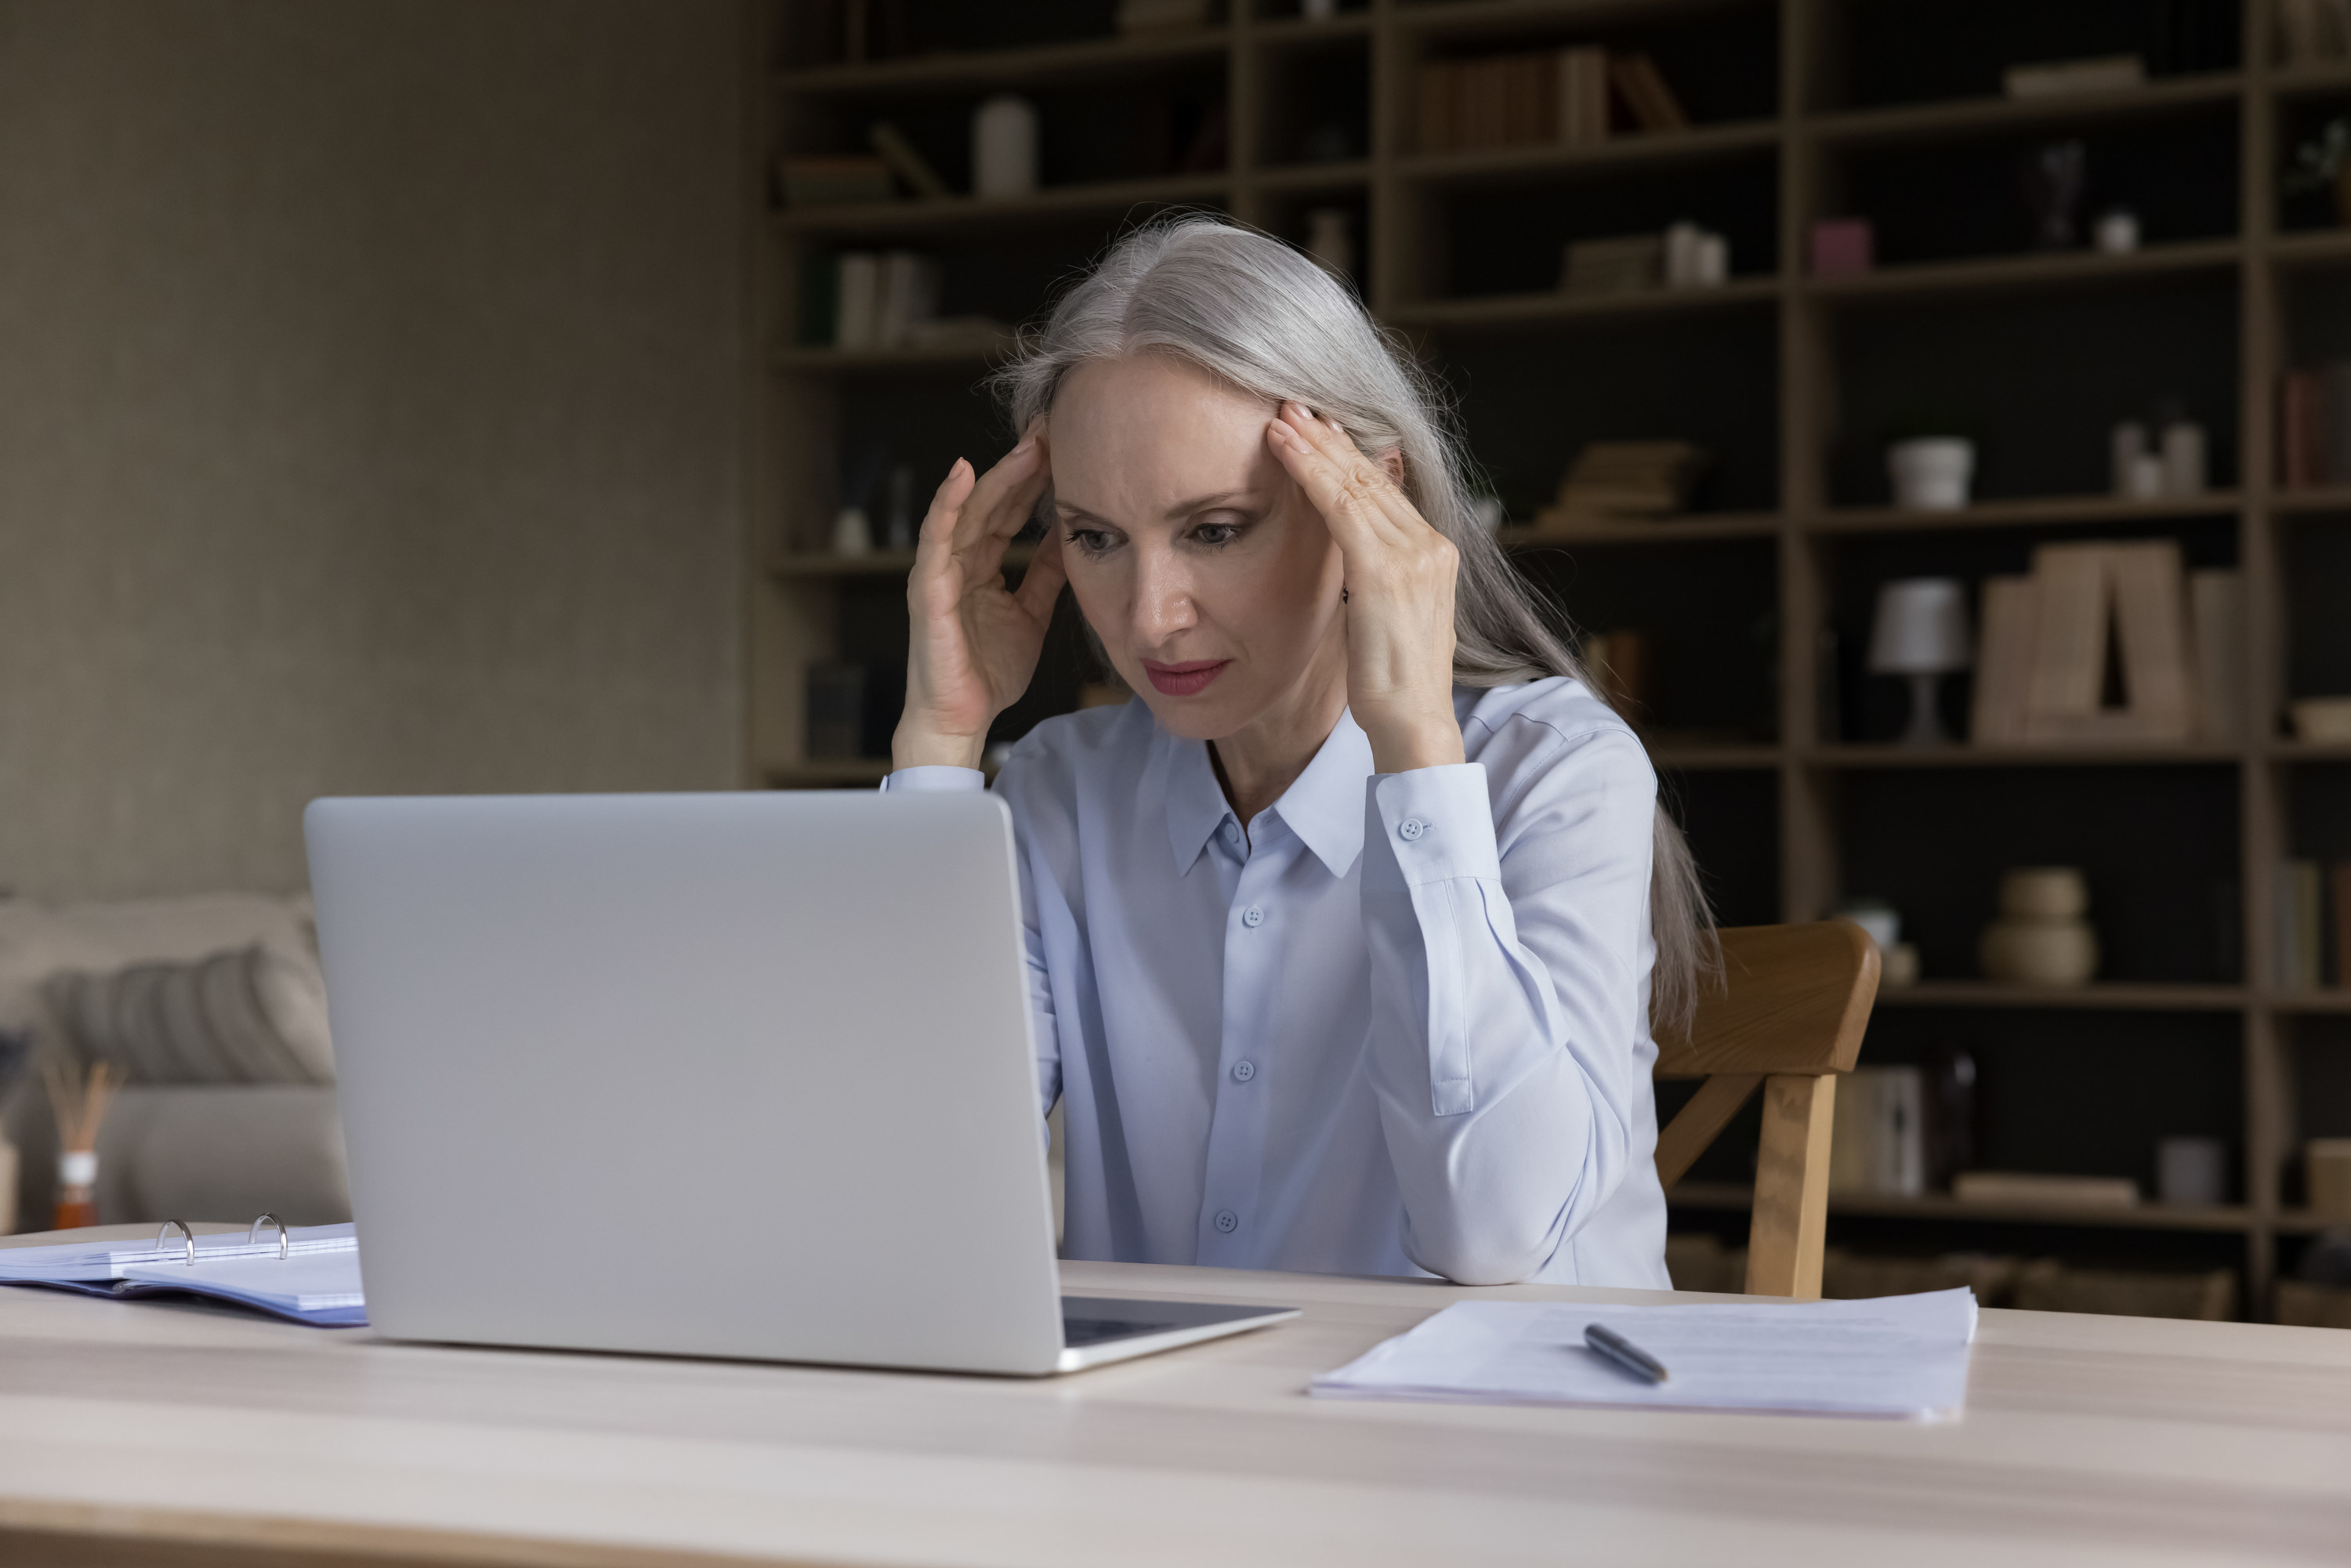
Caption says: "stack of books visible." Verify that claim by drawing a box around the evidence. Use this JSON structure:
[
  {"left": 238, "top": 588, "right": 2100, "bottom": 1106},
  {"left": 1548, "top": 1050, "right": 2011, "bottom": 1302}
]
[
  {"left": 2277, "top": 860, "right": 2351, "bottom": 991},
  {"left": 2279, "top": 364, "right": 2351, "bottom": 487},
  {"left": 830, "top": 252, "right": 941, "bottom": 350},
  {"left": 1415, "top": 48, "right": 1685, "bottom": 154},
  {"left": 1541, "top": 441, "right": 1709, "bottom": 522},
  {"left": 1970, "top": 542, "right": 2242, "bottom": 747},
  {"left": 1828, "top": 1067, "right": 1926, "bottom": 1197},
  {"left": 1562, "top": 234, "right": 1664, "bottom": 294}
]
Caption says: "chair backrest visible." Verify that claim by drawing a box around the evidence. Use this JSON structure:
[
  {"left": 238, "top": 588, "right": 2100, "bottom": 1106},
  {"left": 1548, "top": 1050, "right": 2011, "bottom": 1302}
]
[{"left": 1653, "top": 922, "right": 1880, "bottom": 1299}]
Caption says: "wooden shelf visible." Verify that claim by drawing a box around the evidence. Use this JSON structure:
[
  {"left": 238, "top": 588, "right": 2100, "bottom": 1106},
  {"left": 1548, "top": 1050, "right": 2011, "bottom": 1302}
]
[
  {"left": 1804, "top": 238, "right": 2242, "bottom": 303},
  {"left": 2271, "top": 990, "right": 2351, "bottom": 1015},
  {"left": 777, "top": 29, "right": 1230, "bottom": 95},
  {"left": 754, "top": 4, "right": 2351, "bottom": 1317},
  {"left": 772, "top": 340, "right": 1011, "bottom": 375},
  {"left": 1809, "top": 491, "right": 2244, "bottom": 534},
  {"left": 1810, "top": 71, "right": 2244, "bottom": 147},
  {"left": 1668, "top": 1182, "right": 2257, "bottom": 1233},
  {"left": 2275, "top": 1208, "right": 2351, "bottom": 1233},
  {"left": 774, "top": 173, "right": 1232, "bottom": 236},
  {"left": 1395, "top": 119, "right": 1779, "bottom": 186},
  {"left": 1251, "top": 159, "right": 1373, "bottom": 192},
  {"left": 1809, "top": 742, "right": 2242, "bottom": 769},
  {"left": 2273, "top": 484, "right": 2351, "bottom": 513},
  {"left": 1388, "top": 275, "right": 1780, "bottom": 331},
  {"left": 1873, "top": 982, "right": 2250, "bottom": 1012}
]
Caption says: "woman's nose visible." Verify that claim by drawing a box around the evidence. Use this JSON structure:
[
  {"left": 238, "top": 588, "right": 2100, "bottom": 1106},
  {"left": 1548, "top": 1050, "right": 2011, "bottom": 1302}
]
[{"left": 1129, "top": 547, "right": 1197, "bottom": 643}]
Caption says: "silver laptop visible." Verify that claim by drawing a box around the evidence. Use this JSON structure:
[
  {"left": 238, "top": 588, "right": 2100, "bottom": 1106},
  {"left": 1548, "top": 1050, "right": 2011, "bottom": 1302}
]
[{"left": 305, "top": 790, "right": 1296, "bottom": 1375}]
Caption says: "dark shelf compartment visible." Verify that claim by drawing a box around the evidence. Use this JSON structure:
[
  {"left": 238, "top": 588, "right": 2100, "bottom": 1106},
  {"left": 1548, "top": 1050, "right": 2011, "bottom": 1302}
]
[
  {"left": 1411, "top": 2, "right": 1781, "bottom": 129},
  {"left": 1258, "top": 34, "right": 1369, "bottom": 168},
  {"left": 1821, "top": 513, "right": 2239, "bottom": 746},
  {"left": 1825, "top": 0, "right": 2241, "bottom": 114},
  {"left": 1442, "top": 307, "right": 1780, "bottom": 520},
  {"left": 1828, "top": 270, "right": 2240, "bottom": 506},
  {"left": 1837, "top": 764, "right": 2244, "bottom": 984}
]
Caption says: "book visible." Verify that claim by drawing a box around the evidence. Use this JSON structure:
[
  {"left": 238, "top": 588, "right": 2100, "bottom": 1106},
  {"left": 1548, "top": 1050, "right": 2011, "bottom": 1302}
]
[
  {"left": 2325, "top": 360, "right": 2351, "bottom": 480},
  {"left": 2334, "top": 861, "right": 2351, "bottom": 988},
  {"left": 2284, "top": 859, "right": 2324, "bottom": 990},
  {"left": 1970, "top": 574, "right": 2038, "bottom": 744},
  {"left": 2280, "top": 0, "right": 2351, "bottom": 62},
  {"left": 834, "top": 252, "right": 881, "bottom": 349},
  {"left": 1951, "top": 1171, "right": 2139, "bottom": 1208},
  {"left": 0, "top": 1222, "right": 364, "bottom": 1326},
  {"left": 1552, "top": 440, "right": 1708, "bottom": 516},
  {"left": 2282, "top": 370, "right": 2324, "bottom": 487},
  {"left": 868, "top": 122, "right": 948, "bottom": 199},
  {"left": 2188, "top": 569, "right": 2245, "bottom": 741},
  {"left": 1559, "top": 46, "right": 1610, "bottom": 145},
  {"left": 1829, "top": 1066, "right": 1925, "bottom": 1197},
  {"left": 1563, "top": 233, "right": 1664, "bottom": 294},
  {"left": 1418, "top": 61, "right": 1455, "bottom": 153},
  {"left": 2003, "top": 54, "right": 2147, "bottom": 98},
  {"left": 1608, "top": 53, "right": 1689, "bottom": 132},
  {"left": 2020, "top": 541, "right": 2196, "bottom": 744},
  {"left": 875, "top": 251, "right": 940, "bottom": 347}
]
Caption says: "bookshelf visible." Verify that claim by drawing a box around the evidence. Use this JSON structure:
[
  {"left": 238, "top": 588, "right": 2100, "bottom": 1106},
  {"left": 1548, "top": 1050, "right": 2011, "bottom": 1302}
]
[{"left": 750, "top": 0, "right": 2351, "bottom": 1316}]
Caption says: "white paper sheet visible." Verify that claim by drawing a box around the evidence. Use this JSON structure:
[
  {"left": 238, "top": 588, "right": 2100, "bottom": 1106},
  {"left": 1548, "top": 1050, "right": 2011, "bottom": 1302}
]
[
  {"left": 1311, "top": 1288, "right": 1976, "bottom": 1420},
  {"left": 0, "top": 1222, "right": 355, "bottom": 1282},
  {"left": 120, "top": 1251, "right": 365, "bottom": 1316}
]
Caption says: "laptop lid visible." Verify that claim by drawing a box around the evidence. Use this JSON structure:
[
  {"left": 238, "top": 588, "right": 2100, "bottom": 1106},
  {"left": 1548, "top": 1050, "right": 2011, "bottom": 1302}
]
[{"left": 306, "top": 791, "right": 1067, "bottom": 1374}]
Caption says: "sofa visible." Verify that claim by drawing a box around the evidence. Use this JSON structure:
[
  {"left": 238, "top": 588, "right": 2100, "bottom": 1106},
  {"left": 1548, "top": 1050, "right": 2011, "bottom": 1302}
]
[{"left": 0, "top": 893, "right": 350, "bottom": 1233}]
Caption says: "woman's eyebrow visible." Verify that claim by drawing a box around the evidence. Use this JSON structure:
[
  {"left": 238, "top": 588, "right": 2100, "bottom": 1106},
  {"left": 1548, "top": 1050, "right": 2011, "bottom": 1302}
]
[
  {"left": 1052, "top": 501, "right": 1121, "bottom": 527},
  {"left": 1164, "top": 490, "right": 1263, "bottom": 519}
]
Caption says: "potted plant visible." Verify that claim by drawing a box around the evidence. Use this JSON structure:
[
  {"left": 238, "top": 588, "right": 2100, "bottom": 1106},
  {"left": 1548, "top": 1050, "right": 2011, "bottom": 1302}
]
[{"left": 2285, "top": 117, "right": 2351, "bottom": 226}]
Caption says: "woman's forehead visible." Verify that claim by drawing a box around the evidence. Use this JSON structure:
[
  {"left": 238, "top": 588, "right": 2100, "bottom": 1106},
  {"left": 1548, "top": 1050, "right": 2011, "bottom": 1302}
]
[{"left": 1050, "top": 356, "right": 1284, "bottom": 518}]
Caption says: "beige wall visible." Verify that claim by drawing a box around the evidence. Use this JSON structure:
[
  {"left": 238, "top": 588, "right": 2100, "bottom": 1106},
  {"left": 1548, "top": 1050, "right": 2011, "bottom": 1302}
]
[{"left": 0, "top": 0, "right": 748, "bottom": 901}]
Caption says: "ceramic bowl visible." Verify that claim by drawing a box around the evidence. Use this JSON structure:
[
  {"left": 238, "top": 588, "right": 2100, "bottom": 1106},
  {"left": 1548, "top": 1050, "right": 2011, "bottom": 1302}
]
[{"left": 1980, "top": 917, "right": 2099, "bottom": 986}]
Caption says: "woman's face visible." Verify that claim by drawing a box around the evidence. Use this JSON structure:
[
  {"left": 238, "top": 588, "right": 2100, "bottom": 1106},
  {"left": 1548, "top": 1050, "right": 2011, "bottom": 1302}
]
[{"left": 1047, "top": 354, "right": 1347, "bottom": 742}]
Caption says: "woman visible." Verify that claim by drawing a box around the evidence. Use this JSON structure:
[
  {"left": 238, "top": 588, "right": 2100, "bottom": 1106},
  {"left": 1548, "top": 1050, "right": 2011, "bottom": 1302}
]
[{"left": 886, "top": 216, "right": 1712, "bottom": 1288}]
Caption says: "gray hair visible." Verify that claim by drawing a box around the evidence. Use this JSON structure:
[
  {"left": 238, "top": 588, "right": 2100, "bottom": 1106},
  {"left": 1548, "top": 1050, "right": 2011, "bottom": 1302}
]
[{"left": 993, "top": 215, "right": 1718, "bottom": 1032}]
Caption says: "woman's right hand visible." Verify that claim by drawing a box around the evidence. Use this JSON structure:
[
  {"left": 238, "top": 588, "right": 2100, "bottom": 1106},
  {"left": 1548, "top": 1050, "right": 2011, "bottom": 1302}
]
[{"left": 893, "top": 429, "right": 1068, "bottom": 771}]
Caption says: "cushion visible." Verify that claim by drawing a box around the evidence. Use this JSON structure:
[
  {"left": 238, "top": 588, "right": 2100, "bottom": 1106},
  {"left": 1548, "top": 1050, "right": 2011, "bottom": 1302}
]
[
  {"left": 45, "top": 943, "right": 335, "bottom": 1086},
  {"left": 95, "top": 1085, "right": 350, "bottom": 1226}
]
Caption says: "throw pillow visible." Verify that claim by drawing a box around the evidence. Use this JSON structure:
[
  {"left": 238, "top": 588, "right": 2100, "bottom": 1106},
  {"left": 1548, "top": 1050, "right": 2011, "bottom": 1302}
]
[{"left": 45, "top": 944, "right": 335, "bottom": 1086}]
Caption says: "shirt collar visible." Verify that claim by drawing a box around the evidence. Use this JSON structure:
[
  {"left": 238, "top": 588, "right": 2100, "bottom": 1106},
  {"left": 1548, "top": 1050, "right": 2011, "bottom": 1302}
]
[{"left": 1154, "top": 708, "right": 1374, "bottom": 881}]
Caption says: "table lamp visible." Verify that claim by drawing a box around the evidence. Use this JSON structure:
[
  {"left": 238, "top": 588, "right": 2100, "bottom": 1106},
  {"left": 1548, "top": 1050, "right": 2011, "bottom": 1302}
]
[{"left": 1867, "top": 578, "right": 1972, "bottom": 745}]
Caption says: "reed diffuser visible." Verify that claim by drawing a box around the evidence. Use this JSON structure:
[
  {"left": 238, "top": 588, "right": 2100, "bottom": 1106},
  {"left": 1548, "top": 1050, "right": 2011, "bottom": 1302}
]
[{"left": 44, "top": 1059, "right": 121, "bottom": 1230}]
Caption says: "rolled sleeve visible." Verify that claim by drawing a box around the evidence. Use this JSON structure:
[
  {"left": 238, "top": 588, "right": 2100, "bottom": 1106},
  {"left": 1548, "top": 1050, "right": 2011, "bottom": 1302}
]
[{"left": 879, "top": 766, "right": 986, "bottom": 794}]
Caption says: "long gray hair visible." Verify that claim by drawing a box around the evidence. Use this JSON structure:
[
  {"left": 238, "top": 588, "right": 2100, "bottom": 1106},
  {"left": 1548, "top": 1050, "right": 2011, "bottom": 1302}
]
[{"left": 993, "top": 215, "right": 1719, "bottom": 1032}]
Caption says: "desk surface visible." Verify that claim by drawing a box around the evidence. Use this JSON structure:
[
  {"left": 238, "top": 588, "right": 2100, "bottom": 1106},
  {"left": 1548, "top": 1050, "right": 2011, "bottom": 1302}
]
[{"left": 2, "top": 1234, "right": 2349, "bottom": 1567}]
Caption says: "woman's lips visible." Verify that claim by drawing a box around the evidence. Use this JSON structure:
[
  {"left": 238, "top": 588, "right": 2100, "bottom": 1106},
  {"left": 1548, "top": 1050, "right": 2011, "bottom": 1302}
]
[{"left": 1142, "top": 659, "right": 1231, "bottom": 697}]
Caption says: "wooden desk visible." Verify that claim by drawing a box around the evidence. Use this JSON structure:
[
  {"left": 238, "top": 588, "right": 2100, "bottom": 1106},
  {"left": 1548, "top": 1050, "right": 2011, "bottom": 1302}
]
[{"left": 2, "top": 1239, "right": 2349, "bottom": 1566}]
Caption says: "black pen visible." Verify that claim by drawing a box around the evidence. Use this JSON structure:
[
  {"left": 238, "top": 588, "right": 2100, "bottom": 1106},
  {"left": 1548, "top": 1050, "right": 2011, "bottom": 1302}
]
[{"left": 1585, "top": 1323, "right": 1669, "bottom": 1384}]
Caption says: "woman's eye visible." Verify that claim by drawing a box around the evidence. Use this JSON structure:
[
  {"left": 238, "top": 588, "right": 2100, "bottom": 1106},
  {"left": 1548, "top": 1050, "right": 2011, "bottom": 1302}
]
[
  {"left": 1192, "top": 522, "right": 1241, "bottom": 548},
  {"left": 1066, "top": 527, "right": 1114, "bottom": 556}
]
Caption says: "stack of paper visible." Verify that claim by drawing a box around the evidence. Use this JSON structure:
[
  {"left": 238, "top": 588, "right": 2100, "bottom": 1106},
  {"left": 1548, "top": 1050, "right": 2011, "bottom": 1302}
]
[
  {"left": 0, "top": 1222, "right": 364, "bottom": 1327},
  {"left": 1312, "top": 1287, "right": 1976, "bottom": 1420}
]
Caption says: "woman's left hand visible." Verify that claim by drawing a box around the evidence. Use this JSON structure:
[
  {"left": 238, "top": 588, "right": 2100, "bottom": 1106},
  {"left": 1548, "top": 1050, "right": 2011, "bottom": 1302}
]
[{"left": 1266, "top": 401, "right": 1466, "bottom": 774}]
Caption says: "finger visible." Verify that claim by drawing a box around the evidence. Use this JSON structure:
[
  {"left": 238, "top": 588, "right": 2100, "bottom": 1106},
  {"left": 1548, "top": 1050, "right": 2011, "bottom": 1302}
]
[
  {"left": 951, "top": 433, "right": 1047, "bottom": 552},
  {"left": 1012, "top": 519, "right": 1068, "bottom": 623},
  {"left": 909, "top": 458, "right": 974, "bottom": 612},
  {"left": 1276, "top": 404, "right": 1421, "bottom": 541},
  {"left": 1266, "top": 415, "right": 1396, "bottom": 557}
]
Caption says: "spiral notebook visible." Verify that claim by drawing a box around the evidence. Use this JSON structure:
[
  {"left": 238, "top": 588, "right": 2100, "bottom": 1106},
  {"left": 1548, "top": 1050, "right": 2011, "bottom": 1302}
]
[{"left": 0, "top": 1221, "right": 365, "bottom": 1327}]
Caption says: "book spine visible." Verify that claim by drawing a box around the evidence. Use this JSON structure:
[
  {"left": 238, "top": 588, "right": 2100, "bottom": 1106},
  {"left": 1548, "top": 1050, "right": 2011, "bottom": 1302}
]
[
  {"left": 2106, "top": 540, "right": 2193, "bottom": 741},
  {"left": 2333, "top": 861, "right": 2351, "bottom": 989},
  {"left": 834, "top": 252, "right": 879, "bottom": 349},
  {"left": 2023, "top": 544, "right": 2110, "bottom": 728},
  {"left": 1972, "top": 574, "right": 2037, "bottom": 745},
  {"left": 2282, "top": 371, "right": 2320, "bottom": 489},
  {"left": 2188, "top": 570, "right": 2244, "bottom": 742},
  {"left": 2301, "top": 860, "right": 2326, "bottom": 991}
]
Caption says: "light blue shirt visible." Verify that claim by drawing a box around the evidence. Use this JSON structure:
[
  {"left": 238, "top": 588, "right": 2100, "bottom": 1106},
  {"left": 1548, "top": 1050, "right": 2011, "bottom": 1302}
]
[{"left": 886, "top": 677, "right": 1670, "bottom": 1288}]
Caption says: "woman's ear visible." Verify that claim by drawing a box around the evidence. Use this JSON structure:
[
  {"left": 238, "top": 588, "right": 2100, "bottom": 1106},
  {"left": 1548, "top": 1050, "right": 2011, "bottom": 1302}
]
[{"left": 1376, "top": 445, "right": 1406, "bottom": 487}]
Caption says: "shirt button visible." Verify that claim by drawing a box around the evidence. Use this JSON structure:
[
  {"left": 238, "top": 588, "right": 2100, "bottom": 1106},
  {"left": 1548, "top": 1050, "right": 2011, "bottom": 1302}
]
[
  {"left": 1213, "top": 1209, "right": 1239, "bottom": 1233},
  {"left": 1221, "top": 821, "right": 1241, "bottom": 845},
  {"left": 1241, "top": 904, "right": 1265, "bottom": 928},
  {"left": 1232, "top": 1059, "right": 1256, "bottom": 1082},
  {"left": 1399, "top": 817, "right": 1426, "bottom": 842}
]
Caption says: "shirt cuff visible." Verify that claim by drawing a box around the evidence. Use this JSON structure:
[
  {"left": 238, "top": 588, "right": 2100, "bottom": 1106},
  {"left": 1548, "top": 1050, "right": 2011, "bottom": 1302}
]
[
  {"left": 1368, "top": 764, "right": 1501, "bottom": 885},
  {"left": 880, "top": 766, "right": 986, "bottom": 793}
]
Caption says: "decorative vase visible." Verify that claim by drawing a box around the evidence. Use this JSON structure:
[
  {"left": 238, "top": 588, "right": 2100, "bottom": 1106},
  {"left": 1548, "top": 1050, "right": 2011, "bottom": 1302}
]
[
  {"left": 1980, "top": 867, "right": 2098, "bottom": 986},
  {"left": 1887, "top": 438, "right": 1974, "bottom": 511}
]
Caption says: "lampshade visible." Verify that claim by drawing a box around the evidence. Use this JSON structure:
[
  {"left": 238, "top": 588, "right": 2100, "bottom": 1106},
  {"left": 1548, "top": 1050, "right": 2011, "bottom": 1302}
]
[{"left": 1867, "top": 578, "right": 1972, "bottom": 675}]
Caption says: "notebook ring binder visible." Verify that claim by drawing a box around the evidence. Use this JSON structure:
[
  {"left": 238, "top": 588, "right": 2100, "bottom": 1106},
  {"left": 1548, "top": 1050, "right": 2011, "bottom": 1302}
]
[
  {"left": 248, "top": 1213, "right": 290, "bottom": 1261},
  {"left": 154, "top": 1219, "right": 196, "bottom": 1267}
]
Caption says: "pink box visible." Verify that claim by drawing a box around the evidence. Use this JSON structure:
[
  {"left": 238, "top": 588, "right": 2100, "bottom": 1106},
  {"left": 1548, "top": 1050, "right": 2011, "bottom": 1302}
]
[{"left": 1810, "top": 218, "right": 1875, "bottom": 277}]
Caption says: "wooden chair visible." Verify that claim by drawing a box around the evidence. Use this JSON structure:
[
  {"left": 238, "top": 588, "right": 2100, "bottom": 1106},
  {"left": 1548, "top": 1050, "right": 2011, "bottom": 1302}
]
[{"left": 1653, "top": 921, "right": 1881, "bottom": 1300}]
